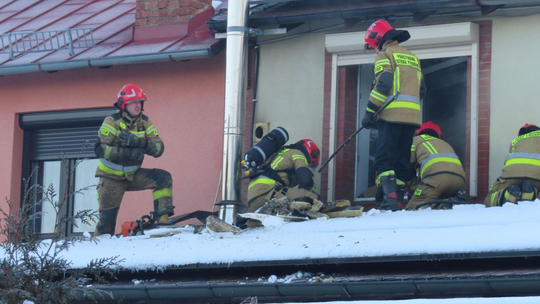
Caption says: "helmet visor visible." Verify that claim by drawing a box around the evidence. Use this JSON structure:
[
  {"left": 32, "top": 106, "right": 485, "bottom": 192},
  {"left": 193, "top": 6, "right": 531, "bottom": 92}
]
[{"left": 125, "top": 98, "right": 146, "bottom": 105}]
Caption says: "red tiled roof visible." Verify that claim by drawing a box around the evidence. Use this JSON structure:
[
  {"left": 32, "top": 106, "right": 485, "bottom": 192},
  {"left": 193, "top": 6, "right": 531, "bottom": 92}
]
[{"left": 0, "top": 0, "right": 223, "bottom": 75}]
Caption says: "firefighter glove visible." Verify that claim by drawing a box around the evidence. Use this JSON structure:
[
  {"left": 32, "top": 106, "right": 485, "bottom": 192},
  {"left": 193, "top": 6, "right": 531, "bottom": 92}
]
[
  {"left": 361, "top": 112, "right": 376, "bottom": 129},
  {"left": 145, "top": 140, "right": 161, "bottom": 156},
  {"left": 122, "top": 147, "right": 145, "bottom": 162},
  {"left": 119, "top": 131, "right": 147, "bottom": 148}
]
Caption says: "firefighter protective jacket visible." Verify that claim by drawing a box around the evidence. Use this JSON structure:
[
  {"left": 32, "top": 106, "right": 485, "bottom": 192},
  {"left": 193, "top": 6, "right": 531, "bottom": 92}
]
[
  {"left": 367, "top": 41, "right": 424, "bottom": 126},
  {"left": 500, "top": 131, "right": 540, "bottom": 180},
  {"left": 247, "top": 148, "right": 314, "bottom": 204},
  {"left": 411, "top": 134, "right": 466, "bottom": 181},
  {"left": 95, "top": 111, "right": 164, "bottom": 181}
]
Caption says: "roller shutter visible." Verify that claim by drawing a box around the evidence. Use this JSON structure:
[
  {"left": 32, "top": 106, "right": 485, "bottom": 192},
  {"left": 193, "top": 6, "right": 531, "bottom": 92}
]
[{"left": 20, "top": 108, "right": 116, "bottom": 160}]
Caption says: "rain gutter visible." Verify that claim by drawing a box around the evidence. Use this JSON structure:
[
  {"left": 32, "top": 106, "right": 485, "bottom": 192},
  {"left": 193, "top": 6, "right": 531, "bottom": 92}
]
[
  {"left": 72, "top": 251, "right": 540, "bottom": 302},
  {"left": 0, "top": 48, "right": 215, "bottom": 76},
  {"left": 106, "top": 250, "right": 540, "bottom": 272},
  {"left": 77, "top": 276, "right": 540, "bottom": 303},
  {"left": 207, "top": 0, "right": 540, "bottom": 32}
]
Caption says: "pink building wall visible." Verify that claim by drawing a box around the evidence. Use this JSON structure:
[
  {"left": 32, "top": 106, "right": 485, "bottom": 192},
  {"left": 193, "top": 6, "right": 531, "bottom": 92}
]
[{"left": 0, "top": 52, "right": 226, "bottom": 234}]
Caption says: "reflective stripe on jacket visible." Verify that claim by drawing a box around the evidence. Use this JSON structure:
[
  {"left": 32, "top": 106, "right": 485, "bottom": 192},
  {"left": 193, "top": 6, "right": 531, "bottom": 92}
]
[
  {"left": 95, "top": 112, "right": 164, "bottom": 181},
  {"left": 501, "top": 131, "right": 540, "bottom": 180},
  {"left": 368, "top": 41, "right": 423, "bottom": 126},
  {"left": 247, "top": 148, "right": 311, "bottom": 203},
  {"left": 411, "top": 134, "right": 466, "bottom": 180}
]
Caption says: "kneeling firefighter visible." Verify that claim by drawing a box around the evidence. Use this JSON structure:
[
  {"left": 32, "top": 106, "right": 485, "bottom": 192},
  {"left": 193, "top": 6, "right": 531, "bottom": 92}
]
[
  {"left": 406, "top": 122, "right": 466, "bottom": 210},
  {"left": 485, "top": 124, "right": 540, "bottom": 207},
  {"left": 244, "top": 128, "right": 321, "bottom": 212},
  {"left": 93, "top": 84, "right": 174, "bottom": 236}
]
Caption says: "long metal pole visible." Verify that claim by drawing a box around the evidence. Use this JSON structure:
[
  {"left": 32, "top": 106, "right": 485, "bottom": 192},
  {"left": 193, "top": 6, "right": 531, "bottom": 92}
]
[{"left": 219, "top": 0, "right": 249, "bottom": 223}]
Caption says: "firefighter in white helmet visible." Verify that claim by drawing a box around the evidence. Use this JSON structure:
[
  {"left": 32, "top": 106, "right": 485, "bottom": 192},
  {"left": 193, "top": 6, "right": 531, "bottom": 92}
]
[{"left": 93, "top": 84, "right": 174, "bottom": 236}]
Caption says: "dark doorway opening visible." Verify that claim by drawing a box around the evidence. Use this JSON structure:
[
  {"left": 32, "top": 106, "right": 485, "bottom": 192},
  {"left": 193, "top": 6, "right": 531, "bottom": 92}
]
[
  {"left": 355, "top": 56, "right": 469, "bottom": 200},
  {"left": 421, "top": 57, "right": 468, "bottom": 170}
]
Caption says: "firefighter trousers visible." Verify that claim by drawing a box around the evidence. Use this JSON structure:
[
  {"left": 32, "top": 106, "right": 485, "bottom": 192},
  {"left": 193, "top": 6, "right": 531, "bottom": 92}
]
[
  {"left": 484, "top": 177, "right": 540, "bottom": 207},
  {"left": 95, "top": 168, "right": 174, "bottom": 235},
  {"left": 406, "top": 173, "right": 465, "bottom": 210},
  {"left": 375, "top": 121, "right": 416, "bottom": 183}
]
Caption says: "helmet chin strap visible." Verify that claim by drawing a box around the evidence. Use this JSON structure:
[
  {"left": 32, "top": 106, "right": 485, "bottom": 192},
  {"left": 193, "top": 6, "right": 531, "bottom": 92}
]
[{"left": 121, "top": 109, "right": 140, "bottom": 125}]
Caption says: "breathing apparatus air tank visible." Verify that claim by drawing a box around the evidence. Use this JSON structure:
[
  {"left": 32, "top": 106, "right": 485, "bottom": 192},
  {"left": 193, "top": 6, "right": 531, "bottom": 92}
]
[{"left": 243, "top": 127, "right": 289, "bottom": 174}]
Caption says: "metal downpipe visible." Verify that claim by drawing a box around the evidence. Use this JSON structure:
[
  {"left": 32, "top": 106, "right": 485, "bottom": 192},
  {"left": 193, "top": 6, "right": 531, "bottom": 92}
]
[{"left": 219, "top": 0, "right": 249, "bottom": 222}]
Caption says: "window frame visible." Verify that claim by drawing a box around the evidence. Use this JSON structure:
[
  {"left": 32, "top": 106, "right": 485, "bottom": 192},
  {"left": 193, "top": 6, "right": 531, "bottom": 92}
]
[{"left": 20, "top": 108, "right": 116, "bottom": 237}]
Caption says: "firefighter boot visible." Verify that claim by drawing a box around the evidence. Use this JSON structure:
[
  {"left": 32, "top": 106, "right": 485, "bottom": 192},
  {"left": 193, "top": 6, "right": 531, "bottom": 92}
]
[
  {"left": 396, "top": 183, "right": 406, "bottom": 210},
  {"left": 499, "top": 185, "right": 521, "bottom": 206},
  {"left": 378, "top": 175, "right": 398, "bottom": 211},
  {"left": 94, "top": 208, "right": 119, "bottom": 236},
  {"left": 375, "top": 186, "right": 384, "bottom": 202},
  {"left": 154, "top": 200, "right": 174, "bottom": 226},
  {"left": 521, "top": 182, "right": 537, "bottom": 201},
  {"left": 454, "top": 190, "right": 467, "bottom": 202},
  {"left": 158, "top": 214, "right": 169, "bottom": 224}
]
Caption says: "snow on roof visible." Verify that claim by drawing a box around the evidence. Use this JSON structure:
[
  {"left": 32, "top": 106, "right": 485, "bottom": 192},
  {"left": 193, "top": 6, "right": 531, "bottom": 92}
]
[{"left": 54, "top": 200, "right": 540, "bottom": 271}]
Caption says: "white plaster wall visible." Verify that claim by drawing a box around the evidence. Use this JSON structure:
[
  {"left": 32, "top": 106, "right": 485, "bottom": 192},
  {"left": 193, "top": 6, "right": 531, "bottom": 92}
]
[
  {"left": 490, "top": 15, "right": 540, "bottom": 184},
  {"left": 256, "top": 32, "right": 326, "bottom": 188}
]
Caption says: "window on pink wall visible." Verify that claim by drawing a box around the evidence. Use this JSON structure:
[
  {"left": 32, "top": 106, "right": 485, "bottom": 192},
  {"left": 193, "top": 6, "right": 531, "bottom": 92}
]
[{"left": 20, "top": 108, "right": 115, "bottom": 237}]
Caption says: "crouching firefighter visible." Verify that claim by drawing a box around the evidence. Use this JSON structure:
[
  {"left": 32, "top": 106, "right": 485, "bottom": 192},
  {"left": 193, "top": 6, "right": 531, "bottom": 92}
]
[
  {"left": 93, "top": 84, "right": 174, "bottom": 236},
  {"left": 485, "top": 124, "right": 540, "bottom": 207},
  {"left": 406, "top": 122, "right": 466, "bottom": 210},
  {"left": 246, "top": 136, "right": 321, "bottom": 212}
]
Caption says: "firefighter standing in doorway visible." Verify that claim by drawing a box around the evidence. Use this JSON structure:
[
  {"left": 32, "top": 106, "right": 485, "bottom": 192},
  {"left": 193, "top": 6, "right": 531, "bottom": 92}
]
[
  {"left": 93, "top": 84, "right": 174, "bottom": 236},
  {"left": 361, "top": 20, "right": 426, "bottom": 211},
  {"left": 406, "top": 122, "right": 466, "bottom": 210},
  {"left": 247, "top": 139, "right": 321, "bottom": 212},
  {"left": 485, "top": 124, "right": 540, "bottom": 207}
]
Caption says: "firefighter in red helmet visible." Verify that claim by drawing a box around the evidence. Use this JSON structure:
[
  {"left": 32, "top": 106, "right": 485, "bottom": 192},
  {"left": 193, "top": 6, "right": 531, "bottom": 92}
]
[
  {"left": 361, "top": 20, "right": 427, "bottom": 211},
  {"left": 485, "top": 123, "right": 540, "bottom": 207},
  {"left": 93, "top": 84, "right": 174, "bottom": 236},
  {"left": 406, "top": 122, "right": 466, "bottom": 210},
  {"left": 247, "top": 139, "right": 321, "bottom": 212}
]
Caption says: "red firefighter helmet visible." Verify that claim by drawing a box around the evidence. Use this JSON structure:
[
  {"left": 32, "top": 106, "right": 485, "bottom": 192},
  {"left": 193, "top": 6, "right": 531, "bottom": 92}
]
[
  {"left": 116, "top": 84, "right": 147, "bottom": 110},
  {"left": 417, "top": 121, "right": 442, "bottom": 138},
  {"left": 519, "top": 123, "right": 540, "bottom": 136},
  {"left": 364, "top": 20, "right": 410, "bottom": 50},
  {"left": 298, "top": 139, "right": 320, "bottom": 167}
]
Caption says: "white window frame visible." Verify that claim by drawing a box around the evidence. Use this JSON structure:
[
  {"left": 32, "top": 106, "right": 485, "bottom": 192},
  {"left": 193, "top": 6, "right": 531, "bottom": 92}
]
[{"left": 324, "top": 22, "right": 480, "bottom": 202}]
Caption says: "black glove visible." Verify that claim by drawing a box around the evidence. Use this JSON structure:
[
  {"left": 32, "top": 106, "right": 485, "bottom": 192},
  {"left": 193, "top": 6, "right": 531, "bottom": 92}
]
[
  {"left": 361, "top": 112, "right": 376, "bottom": 129},
  {"left": 145, "top": 140, "right": 161, "bottom": 156},
  {"left": 119, "top": 131, "right": 147, "bottom": 148},
  {"left": 119, "top": 147, "right": 145, "bottom": 162}
]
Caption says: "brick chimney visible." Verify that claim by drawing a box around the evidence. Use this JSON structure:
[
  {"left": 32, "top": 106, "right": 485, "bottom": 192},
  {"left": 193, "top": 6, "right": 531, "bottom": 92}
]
[{"left": 135, "top": 0, "right": 212, "bottom": 28}]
